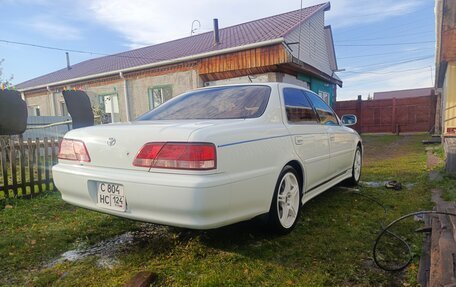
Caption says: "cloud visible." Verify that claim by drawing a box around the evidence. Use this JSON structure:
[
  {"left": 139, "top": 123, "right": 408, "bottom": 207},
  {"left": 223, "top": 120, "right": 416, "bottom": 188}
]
[
  {"left": 77, "top": 0, "right": 431, "bottom": 99},
  {"left": 26, "top": 16, "right": 82, "bottom": 40},
  {"left": 337, "top": 58, "right": 434, "bottom": 100},
  {"left": 82, "top": 0, "right": 427, "bottom": 48},
  {"left": 319, "top": 0, "right": 426, "bottom": 28}
]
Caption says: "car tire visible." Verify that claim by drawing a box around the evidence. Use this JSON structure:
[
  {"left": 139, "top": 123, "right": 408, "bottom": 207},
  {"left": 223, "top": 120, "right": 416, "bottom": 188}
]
[
  {"left": 266, "top": 165, "right": 302, "bottom": 234},
  {"left": 345, "top": 146, "right": 362, "bottom": 186}
]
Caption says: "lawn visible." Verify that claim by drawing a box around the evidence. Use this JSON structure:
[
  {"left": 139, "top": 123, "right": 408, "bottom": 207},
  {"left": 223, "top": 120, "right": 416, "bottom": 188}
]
[{"left": 0, "top": 134, "right": 436, "bottom": 286}]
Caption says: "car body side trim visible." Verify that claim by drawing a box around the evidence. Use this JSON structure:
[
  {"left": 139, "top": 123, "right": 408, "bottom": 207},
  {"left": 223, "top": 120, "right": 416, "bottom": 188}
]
[{"left": 217, "top": 134, "right": 290, "bottom": 148}]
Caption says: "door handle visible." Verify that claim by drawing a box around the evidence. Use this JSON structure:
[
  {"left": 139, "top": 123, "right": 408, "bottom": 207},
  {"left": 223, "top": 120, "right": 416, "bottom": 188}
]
[
  {"left": 330, "top": 135, "right": 335, "bottom": 141},
  {"left": 295, "top": 136, "right": 304, "bottom": 145}
]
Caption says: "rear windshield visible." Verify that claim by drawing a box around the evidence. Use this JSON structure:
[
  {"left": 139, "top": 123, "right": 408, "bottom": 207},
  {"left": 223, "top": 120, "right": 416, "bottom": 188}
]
[{"left": 137, "top": 85, "right": 271, "bottom": 120}]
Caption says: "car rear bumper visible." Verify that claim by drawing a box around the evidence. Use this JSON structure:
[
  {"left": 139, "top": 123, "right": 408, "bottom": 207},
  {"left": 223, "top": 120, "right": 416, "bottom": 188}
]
[{"left": 52, "top": 164, "right": 273, "bottom": 229}]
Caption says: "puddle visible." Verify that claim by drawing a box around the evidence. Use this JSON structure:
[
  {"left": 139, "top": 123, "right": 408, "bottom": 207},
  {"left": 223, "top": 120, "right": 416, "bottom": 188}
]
[
  {"left": 360, "top": 181, "right": 416, "bottom": 190},
  {"left": 47, "top": 224, "right": 171, "bottom": 268},
  {"left": 360, "top": 181, "right": 389, "bottom": 188}
]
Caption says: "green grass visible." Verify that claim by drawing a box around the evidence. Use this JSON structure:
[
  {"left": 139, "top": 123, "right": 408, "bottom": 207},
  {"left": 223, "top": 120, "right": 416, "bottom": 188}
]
[{"left": 0, "top": 134, "right": 435, "bottom": 286}]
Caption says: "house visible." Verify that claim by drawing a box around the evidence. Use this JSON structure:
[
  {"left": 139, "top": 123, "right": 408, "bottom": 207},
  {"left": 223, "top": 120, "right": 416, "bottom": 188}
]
[
  {"left": 373, "top": 87, "right": 435, "bottom": 100},
  {"left": 435, "top": 0, "right": 456, "bottom": 172},
  {"left": 16, "top": 2, "right": 342, "bottom": 123}
]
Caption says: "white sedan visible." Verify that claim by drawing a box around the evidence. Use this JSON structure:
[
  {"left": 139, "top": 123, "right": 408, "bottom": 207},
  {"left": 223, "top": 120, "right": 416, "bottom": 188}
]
[{"left": 53, "top": 83, "right": 362, "bottom": 234}]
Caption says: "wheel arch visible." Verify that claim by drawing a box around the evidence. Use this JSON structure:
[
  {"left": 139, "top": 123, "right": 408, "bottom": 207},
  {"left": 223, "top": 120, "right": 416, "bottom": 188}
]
[
  {"left": 356, "top": 141, "right": 363, "bottom": 158},
  {"left": 284, "top": 160, "right": 304, "bottom": 194}
]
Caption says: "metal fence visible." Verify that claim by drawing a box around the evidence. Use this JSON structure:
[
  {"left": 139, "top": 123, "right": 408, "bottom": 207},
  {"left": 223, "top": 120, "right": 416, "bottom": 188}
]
[
  {"left": 23, "top": 116, "right": 72, "bottom": 139},
  {"left": 334, "top": 95, "right": 437, "bottom": 134},
  {"left": 0, "top": 136, "right": 60, "bottom": 199}
]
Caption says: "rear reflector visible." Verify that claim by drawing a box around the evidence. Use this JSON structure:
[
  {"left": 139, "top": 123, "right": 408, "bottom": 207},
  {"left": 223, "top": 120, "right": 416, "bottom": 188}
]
[
  {"left": 133, "top": 142, "right": 216, "bottom": 170},
  {"left": 58, "top": 139, "right": 91, "bottom": 162}
]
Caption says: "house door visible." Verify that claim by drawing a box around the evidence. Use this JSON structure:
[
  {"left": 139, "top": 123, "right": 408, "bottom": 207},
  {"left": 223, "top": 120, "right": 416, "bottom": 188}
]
[{"left": 98, "top": 93, "right": 120, "bottom": 123}]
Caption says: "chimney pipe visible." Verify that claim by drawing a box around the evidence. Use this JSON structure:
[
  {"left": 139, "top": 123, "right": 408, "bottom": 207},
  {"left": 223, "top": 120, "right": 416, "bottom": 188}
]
[
  {"left": 66, "top": 52, "right": 71, "bottom": 70},
  {"left": 213, "top": 18, "right": 220, "bottom": 45}
]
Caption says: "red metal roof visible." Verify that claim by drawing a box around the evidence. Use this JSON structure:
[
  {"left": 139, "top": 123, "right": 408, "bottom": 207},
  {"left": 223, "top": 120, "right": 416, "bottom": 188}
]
[{"left": 17, "top": 2, "right": 329, "bottom": 90}]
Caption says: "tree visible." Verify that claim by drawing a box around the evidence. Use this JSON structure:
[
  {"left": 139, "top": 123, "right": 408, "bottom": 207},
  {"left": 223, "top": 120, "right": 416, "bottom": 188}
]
[{"left": 0, "top": 59, "right": 14, "bottom": 88}]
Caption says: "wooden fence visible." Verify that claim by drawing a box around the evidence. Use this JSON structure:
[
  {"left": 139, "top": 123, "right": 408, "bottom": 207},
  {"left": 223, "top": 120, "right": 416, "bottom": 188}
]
[
  {"left": 334, "top": 95, "right": 437, "bottom": 134},
  {"left": 0, "top": 137, "right": 60, "bottom": 199}
]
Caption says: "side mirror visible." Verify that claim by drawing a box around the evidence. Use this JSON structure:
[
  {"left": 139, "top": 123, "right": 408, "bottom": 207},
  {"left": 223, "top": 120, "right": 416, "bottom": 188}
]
[{"left": 341, "top": 114, "right": 357, "bottom": 126}]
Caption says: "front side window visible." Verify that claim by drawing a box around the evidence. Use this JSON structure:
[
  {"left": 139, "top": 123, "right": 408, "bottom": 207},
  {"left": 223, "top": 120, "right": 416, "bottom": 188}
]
[
  {"left": 306, "top": 92, "right": 339, "bottom": 125},
  {"left": 137, "top": 85, "right": 271, "bottom": 120},
  {"left": 283, "top": 88, "right": 318, "bottom": 123},
  {"left": 148, "top": 85, "right": 173, "bottom": 109}
]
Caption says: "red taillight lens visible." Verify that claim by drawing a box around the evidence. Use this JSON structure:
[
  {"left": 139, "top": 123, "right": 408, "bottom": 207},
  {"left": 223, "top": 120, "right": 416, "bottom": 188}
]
[
  {"left": 133, "top": 142, "right": 216, "bottom": 170},
  {"left": 58, "top": 139, "right": 91, "bottom": 162}
]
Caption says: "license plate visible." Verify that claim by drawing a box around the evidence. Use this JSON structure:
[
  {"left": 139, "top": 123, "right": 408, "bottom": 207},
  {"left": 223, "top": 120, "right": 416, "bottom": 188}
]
[{"left": 97, "top": 182, "right": 126, "bottom": 212}]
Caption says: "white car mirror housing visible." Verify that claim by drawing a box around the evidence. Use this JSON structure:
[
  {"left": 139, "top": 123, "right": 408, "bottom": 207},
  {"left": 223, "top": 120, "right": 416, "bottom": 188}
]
[{"left": 341, "top": 114, "right": 357, "bottom": 126}]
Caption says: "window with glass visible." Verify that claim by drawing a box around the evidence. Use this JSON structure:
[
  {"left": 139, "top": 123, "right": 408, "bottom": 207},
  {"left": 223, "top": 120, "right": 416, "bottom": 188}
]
[
  {"left": 28, "top": 105, "right": 40, "bottom": 116},
  {"left": 283, "top": 88, "right": 318, "bottom": 123},
  {"left": 138, "top": 85, "right": 271, "bottom": 120},
  {"left": 318, "top": 91, "right": 330, "bottom": 104},
  {"left": 148, "top": 85, "right": 173, "bottom": 109},
  {"left": 305, "top": 92, "right": 339, "bottom": 125}
]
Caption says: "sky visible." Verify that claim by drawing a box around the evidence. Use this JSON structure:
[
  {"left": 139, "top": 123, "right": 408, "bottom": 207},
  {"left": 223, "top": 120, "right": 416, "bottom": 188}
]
[{"left": 0, "top": 0, "right": 436, "bottom": 100}]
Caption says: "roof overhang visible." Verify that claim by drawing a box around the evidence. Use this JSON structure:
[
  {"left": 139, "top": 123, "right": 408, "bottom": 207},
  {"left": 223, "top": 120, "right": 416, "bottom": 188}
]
[
  {"left": 19, "top": 38, "right": 285, "bottom": 92},
  {"left": 284, "top": 56, "right": 343, "bottom": 87}
]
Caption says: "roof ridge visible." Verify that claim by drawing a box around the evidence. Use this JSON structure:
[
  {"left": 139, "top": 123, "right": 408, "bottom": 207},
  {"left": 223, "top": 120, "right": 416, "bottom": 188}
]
[
  {"left": 215, "top": 2, "right": 328, "bottom": 35},
  {"left": 282, "top": 2, "right": 330, "bottom": 37},
  {"left": 17, "top": 2, "right": 331, "bottom": 90},
  {"left": 107, "top": 2, "right": 329, "bottom": 58}
]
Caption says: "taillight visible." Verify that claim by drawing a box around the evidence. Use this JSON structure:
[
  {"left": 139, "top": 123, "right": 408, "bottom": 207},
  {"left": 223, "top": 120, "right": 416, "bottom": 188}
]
[
  {"left": 133, "top": 142, "right": 216, "bottom": 170},
  {"left": 58, "top": 139, "right": 91, "bottom": 162}
]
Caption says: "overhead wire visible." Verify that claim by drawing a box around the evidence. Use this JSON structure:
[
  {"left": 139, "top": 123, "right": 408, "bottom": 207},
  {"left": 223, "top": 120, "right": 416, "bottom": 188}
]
[
  {"left": 335, "top": 30, "right": 434, "bottom": 43},
  {"left": 0, "top": 39, "right": 170, "bottom": 62},
  {"left": 345, "top": 55, "right": 433, "bottom": 70},
  {"left": 337, "top": 48, "right": 432, "bottom": 60},
  {"left": 336, "top": 40, "right": 435, "bottom": 47}
]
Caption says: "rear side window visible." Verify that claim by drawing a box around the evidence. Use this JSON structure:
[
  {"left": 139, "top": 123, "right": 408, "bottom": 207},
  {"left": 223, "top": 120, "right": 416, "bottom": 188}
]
[
  {"left": 283, "top": 88, "right": 318, "bottom": 123},
  {"left": 137, "top": 85, "right": 271, "bottom": 120},
  {"left": 305, "top": 92, "right": 339, "bottom": 125}
]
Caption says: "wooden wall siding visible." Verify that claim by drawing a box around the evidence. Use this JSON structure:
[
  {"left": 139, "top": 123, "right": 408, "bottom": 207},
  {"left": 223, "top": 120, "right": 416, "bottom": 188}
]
[
  {"left": 285, "top": 10, "right": 333, "bottom": 77},
  {"left": 200, "top": 67, "right": 277, "bottom": 82},
  {"left": 197, "top": 44, "right": 290, "bottom": 76},
  {"left": 124, "top": 61, "right": 197, "bottom": 80},
  {"left": 335, "top": 95, "right": 437, "bottom": 134}
]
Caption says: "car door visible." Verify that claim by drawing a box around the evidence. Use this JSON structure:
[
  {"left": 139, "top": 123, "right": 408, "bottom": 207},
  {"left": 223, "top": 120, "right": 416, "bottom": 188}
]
[
  {"left": 281, "top": 87, "right": 331, "bottom": 191},
  {"left": 305, "top": 92, "right": 354, "bottom": 178}
]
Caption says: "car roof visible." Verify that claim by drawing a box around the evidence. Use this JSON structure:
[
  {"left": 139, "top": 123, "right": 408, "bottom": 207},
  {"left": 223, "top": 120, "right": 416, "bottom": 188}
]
[{"left": 195, "top": 82, "right": 316, "bottom": 94}]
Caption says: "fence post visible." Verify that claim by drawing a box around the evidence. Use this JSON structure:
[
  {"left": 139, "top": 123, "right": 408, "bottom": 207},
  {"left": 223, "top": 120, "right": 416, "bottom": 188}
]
[
  {"left": 9, "top": 138, "right": 17, "bottom": 197},
  {"left": 356, "top": 95, "right": 362, "bottom": 133},
  {"left": 28, "top": 138, "right": 35, "bottom": 195},
  {"left": 392, "top": 98, "right": 398, "bottom": 134},
  {"left": 44, "top": 137, "right": 50, "bottom": 190},
  {"left": 36, "top": 138, "right": 43, "bottom": 193},
  {"left": 51, "top": 137, "right": 57, "bottom": 189},
  {"left": 1, "top": 139, "right": 8, "bottom": 196},
  {"left": 19, "top": 136, "right": 26, "bottom": 195}
]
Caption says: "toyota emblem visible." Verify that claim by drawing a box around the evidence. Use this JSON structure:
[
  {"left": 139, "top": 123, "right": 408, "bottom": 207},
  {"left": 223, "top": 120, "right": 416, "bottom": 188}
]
[{"left": 107, "top": 137, "right": 116, "bottom": 146}]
